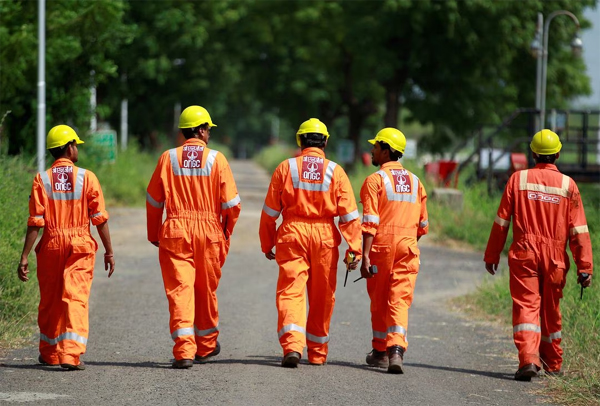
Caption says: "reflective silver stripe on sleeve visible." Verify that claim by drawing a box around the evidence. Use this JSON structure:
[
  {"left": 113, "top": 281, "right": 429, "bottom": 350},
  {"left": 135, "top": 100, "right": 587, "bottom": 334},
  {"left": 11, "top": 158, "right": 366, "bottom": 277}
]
[
  {"left": 372, "top": 330, "right": 387, "bottom": 340},
  {"left": 41, "top": 168, "right": 85, "bottom": 201},
  {"left": 570, "top": 225, "right": 589, "bottom": 236},
  {"left": 306, "top": 332, "right": 330, "bottom": 344},
  {"left": 541, "top": 331, "right": 561, "bottom": 343},
  {"left": 35, "top": 215, "right": 44, "bottom": 218},
  {"left": 170, "top": 148, "right": 217, "bottom": 176},
  {"left": 289, "top": 158, "right": 336, "bottom": 192},
  {"left": 278, "top": 323, "right": 306, "bottom": 338},
  {"left": 513, "top": 323, "right": 541, "bottom": 333},
  {"left": 221, "top": 194, "right": 241, "bottom": 210},
  {"left": 262, "top": 204, "right": 281, "bottom": 218},
  {"left": 339, "top": 210, "right": 359, "bottom": 223},
  {"left": 195, "top": 324, "right": 219, "bottom": 337},
  {"left": 40, "top": 331, "right": 88, "bottom": 346},
  {"left": 146, "top": 192, "right": 164, "bottom": 208},
  {"left": 91, "top": 212, "right": 103, "bottom": 218},
  {"left": 387, "top": 325, "right": 407, "bottom": 336},
  {"left": 419, "top": 219, "right": 428, "bottom": 228},
  {"left": 171, "top": 327, "right": 195, "bottom": 340},
  {"left": 519, "top": 170, "right": 570, "bottom": 197},
  {"left": 377, "top": 170, "right": 419, "bottom": 203},
  {"left": 494, "top": 215, "right": 510, "bottom": 227},
  {"left": 362, "top": 214, "right": 380, "bottom": 224}
]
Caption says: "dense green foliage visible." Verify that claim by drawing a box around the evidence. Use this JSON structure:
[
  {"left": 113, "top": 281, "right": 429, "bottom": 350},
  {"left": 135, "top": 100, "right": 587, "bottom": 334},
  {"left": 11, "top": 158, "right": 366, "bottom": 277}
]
[{"left": 1, "top": 0, "right": 595, "bottom": 159}]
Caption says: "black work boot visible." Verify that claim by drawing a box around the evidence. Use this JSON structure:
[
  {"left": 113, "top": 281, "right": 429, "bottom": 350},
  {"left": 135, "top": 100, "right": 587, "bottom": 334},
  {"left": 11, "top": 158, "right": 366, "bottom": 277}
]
[
  {"left": 366, "top": 349, "right": 389, "bottom": 368},
  {"left": 386, "top": 345, "right": 404, "bottom": 374},
  {"left": 281, "top": 351, "right": 301, "bottom": 368},
  {"left": 172, "top": 359, "right": 193, "bottom": 369},
  {"left": 514, "top": 363, "right": 539, "bottom": 381}
]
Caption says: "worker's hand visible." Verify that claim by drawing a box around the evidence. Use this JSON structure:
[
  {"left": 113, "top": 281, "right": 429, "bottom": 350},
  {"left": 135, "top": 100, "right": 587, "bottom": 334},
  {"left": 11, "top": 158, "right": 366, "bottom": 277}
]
[
  {"left": 360, "top": 256, "right": 373, "bottom": 279},
  {"left": 344, "top": 251, "right": 360, "bottom": 271},
  {"left": 104, "top": 254, "right": 115, "bottom": 278},
  {"left": 265, "top": 250, "right": 276, "bottom": 260},
  {"left": 485, "top": 262, "right": 498, "bottom": 276},
  {"left": 17, "top": 260, "right": 29, "bottom": 282},
  {"left": 150, "top": 241, "right": 159, "bottom": 247},
  {"left": 578, "top": 273, "right": 592, "bottom": 288}
]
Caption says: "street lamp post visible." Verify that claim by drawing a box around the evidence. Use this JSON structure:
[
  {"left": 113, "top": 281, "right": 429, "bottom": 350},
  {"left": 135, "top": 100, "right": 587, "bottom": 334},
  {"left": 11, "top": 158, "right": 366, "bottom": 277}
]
[{"left": 531, "top": 10, "right": 582, "bottom": 131}]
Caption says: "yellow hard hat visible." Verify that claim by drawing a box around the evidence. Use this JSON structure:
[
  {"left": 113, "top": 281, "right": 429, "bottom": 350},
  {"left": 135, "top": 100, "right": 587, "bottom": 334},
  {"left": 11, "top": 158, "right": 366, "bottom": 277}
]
[
  {"left": 530, "top": 129, "right": 562, "bottom": 155},
  {"left": 368, "top": 128, "right": 406, "bottom": 153},
  {"left": 46, "top": 125, "right": 84, "bottom": 150},
  {"left": 178, "top": 105, "right": 217, "bottom": 129},
  {"left": 296, "top": 118, "right": 330, "bottom": 147}
]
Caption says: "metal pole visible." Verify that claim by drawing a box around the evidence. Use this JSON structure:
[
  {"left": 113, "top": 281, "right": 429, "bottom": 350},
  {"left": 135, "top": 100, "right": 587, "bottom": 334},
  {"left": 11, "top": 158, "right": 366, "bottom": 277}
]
[
  {"left": 535, "top": 12, "right": 543, "bottom": 131},
  {"left": 36, "top": 0, "right": 46, "bottom": 173},
  {"left": 90, "top": 70, "right": 97, "bottom": 133},
  {"left": 540, "top": 10, "right": 580, "bottom": 129},
  {"left": 120, "top": 98, "right": 128, "bottom": 151}
]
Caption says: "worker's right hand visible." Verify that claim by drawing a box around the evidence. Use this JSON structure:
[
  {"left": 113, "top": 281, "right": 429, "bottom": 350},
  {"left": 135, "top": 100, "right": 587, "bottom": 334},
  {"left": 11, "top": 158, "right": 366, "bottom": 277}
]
[
  {"left": 485, "top": 262, "right": 498, "bottom": 275},
  {"left": 151, "top": 241, "right": 159, "bottom": 247},
  {"left": 17, "top": 261, "right": 29, "bottom": 282},
  {"left": 578, "top": 273, "right": 592, "bottom": 287},
  {"left": 265, "top": 250, "right": 276, "bottom": 260},
  {"left": 360, "top": 256, "right": 373, "bottom": 279}
]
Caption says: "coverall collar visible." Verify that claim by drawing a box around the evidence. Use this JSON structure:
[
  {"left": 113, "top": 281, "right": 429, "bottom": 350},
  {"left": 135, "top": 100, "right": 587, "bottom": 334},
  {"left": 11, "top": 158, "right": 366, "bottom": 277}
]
[
  {"left": 301, "top": 147, "right": 326, "bottom": 158},
  {"left": 534, "top": 163, "right": 559, "bottom": 172},
  {"left": 380, "top": 160, "right": 404, "bottom": 170},
  {"left": 52, "top": 158, "right": 74, "bottom": 167},
  {"left": 183, "top": 138, "right": 207, "bottom": 148}
]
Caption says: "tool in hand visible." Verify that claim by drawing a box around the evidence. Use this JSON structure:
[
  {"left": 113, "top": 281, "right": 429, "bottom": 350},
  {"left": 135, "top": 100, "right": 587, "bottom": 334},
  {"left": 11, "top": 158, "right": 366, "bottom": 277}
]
[
  {"left": 579, "top": 272, "right": 590, "bottom": 300},
  {"left": 343, "top": 252, "right": 356, "bottom": 287},
  {"left": 354, "top": 265, "right": 378, "bottom": 283}
]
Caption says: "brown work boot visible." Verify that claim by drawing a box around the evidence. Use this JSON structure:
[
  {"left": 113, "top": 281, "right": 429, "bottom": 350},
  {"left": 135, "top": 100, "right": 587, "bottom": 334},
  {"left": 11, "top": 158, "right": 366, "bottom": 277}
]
[
  {"left": 171, "top": 359, "right": 194, "bottom": 369},
  {"left": 366, "top": 349, "right": 388, "bottom": 368},
  {"left": 38, "top": 355, "right": 59, "bottom": 366},
  {"left": 60, "top": 361, "right": 86, "bottom": 371},
  {"left": 386, "top": 346, "right": 404, "bottom": 374},
  {"left": 194, "top": 341, "right": 221, "bottom": 364},
  {"left": 281, "top": 351, "right": 301, "bottom": 368},
  {"left": 514, "top": 363, "right": 539, "bottom": 381}
]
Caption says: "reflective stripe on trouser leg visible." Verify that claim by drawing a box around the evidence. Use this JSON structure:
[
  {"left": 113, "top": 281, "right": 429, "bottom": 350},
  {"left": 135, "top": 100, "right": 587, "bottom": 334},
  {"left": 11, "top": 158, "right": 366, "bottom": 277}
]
[
  {"left": 305, "top": 230, "right": 338, "bottom": 364},
  {"left": 539, "top": 267, "right": 564, "bottom": 372},
  {"left": 160, "top": 235, "right": 197, "bottom": 361},
  {"left": 387, "top": 249, "right": 418, "bottom": 350},
  {"left": 194, "top": 229, "right": 222, "bottom": 358},
  {"left": 367, "top": 265, "right": 390, "bottom": 352},
  {"left": 509, "top": 255, "right": 542, "bottom": 368},
  {"left": 275, "top": 227, "right": 310, "bottom": 356}
]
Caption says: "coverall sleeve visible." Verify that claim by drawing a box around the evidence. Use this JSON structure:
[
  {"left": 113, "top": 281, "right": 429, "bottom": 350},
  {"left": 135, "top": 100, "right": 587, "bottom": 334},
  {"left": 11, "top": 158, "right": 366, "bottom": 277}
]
[
  {"left": 335, "top": 167, "right": 362, "bottom": 256},
  {"left": 483, "top": 175, "right": 515, "bottom": 264},
  {"left": 417, "top": 182, "right": 429, "bottom": 237},
  {"left": 27, "top": 174, "right": 46, "bottom": 227},
  {"left": 568, "top": 182, "right": 593, "bottom": 275},
  {"left": 146, "top": 153, "right": 167, "bottom": 242},
  {"left": 218, "top": 154, "right": 241, "bottom": 239},
  {"left": 259, "top": 162, "right": 285, "bottom": 253},
  {"left": 359, "top": 174, "right": 381, "bottom": 237},
  {"left": 86, "top": 171, "right": 109, "bottom": 226}
]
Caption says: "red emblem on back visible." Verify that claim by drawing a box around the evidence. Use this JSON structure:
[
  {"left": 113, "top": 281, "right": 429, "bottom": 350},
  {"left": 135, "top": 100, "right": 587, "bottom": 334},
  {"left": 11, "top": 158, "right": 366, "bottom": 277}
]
[
  {"left": 52, "top": 166, "right": 74, "bottom": 193},
  {"left": 301, "top": 156, "right": 324, "bottom": 182},
  {"left": 182, "top": 145, "right": 204, "bottom": 169}
]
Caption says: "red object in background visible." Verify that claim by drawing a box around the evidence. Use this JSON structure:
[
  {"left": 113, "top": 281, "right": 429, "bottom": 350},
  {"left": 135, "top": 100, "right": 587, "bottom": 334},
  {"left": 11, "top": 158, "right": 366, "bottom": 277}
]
[
  {"left": 362, "top": 152, "right": 371, "bottom": 166},
  {"left": 510, "top": 153, "right": 528, "bottom": 173},
  {"left": 424, "top": 160, "right": 458, "bottom": 188}
]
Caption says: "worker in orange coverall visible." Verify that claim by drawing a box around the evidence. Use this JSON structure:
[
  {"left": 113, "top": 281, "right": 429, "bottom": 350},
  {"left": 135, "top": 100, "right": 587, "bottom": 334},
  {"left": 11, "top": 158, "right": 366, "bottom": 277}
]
[
  {"left": 17, "top": 125, "right": 115, "bottom": 371},
  {"left": 484, "top": 129, "right": 593, "bottom": 381},
  {"left": 359, "top": 128, "right": 428, "bottom": 374},
  {"left": 259, "top": 118, "right": 362, "bottom": 368},
  {"left": 147, "top": 105, "right": 241, "bottom": 369}
]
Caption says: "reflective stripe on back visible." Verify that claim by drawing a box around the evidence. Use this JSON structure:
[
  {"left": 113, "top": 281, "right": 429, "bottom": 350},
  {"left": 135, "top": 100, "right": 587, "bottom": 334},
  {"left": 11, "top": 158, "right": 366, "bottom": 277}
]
[
  {"left": 289, "top": 158, "right": 336, "bottom": 192},
  {"left": 377, "top": 170, "right": 419, "bottom": 203},
  {"left": 170, "top": 148, "right": 217, "bottom": 176},
  {"left": 518, "top": 170, "right": 570, "bottom": 197},
  {"left": 40, "top": 168, "right": 85, "bottom": 201}
]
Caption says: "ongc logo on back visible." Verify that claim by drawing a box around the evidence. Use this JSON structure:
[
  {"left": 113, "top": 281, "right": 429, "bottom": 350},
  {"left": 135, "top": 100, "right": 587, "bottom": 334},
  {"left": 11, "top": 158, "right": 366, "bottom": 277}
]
[
  {"left": 52, "top": 166, "right": 74, "bottom": 192},
  {"left": 390, "top": 169, "right": 411, "bottom": 193},
  {"left": 301, "top": 156, "right": 324, "bottom": 182},
  {"left": 528, "top": 191, "right": 560, "bottom": 205},
  {"left": 183, "top": 145, "right": 204, "bottom": 168}
]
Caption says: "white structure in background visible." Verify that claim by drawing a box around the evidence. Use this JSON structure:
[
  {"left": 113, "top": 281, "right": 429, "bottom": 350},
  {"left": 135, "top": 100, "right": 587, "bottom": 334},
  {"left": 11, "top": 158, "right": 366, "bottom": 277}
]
[{"left": 36, "top": 0, "right": 46, "bottom": 173}]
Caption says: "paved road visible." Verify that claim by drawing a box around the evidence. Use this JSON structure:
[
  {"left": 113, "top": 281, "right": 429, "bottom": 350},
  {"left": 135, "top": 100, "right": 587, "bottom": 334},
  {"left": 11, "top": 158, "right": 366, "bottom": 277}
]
[{"left": 0, "top": 160, "right": 554, "bottom": 405}]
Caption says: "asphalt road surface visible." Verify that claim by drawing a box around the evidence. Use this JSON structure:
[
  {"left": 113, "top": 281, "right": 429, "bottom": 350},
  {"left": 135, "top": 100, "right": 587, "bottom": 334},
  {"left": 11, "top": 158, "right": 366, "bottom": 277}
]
[{"left": 0, "top": 160, "right": 555, "bottom": 405}]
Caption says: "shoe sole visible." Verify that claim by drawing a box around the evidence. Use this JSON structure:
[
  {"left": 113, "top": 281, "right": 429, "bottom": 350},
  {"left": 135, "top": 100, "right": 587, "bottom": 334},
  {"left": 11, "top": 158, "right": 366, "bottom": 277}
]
[
  {"left": 387, "top": 363, "right": 404, "bottom": 374},
  {"left": 60, "top": 363, "right": 85, "bottom": 371},
  {"left": 515, "top": 368, "right": 538, "bottom": 381},
  {"left": 366, "top": 360, "right": 389, "bottom": 369},
  {"left": 282, "top": 354, "right": 300, "bottom": 368}
]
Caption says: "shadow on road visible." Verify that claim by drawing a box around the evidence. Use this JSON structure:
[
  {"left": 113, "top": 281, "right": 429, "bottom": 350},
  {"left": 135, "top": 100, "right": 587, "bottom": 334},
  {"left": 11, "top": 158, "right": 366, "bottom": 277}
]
[{"left": 404, "top": 362, "right": 514, "bottom": 381}]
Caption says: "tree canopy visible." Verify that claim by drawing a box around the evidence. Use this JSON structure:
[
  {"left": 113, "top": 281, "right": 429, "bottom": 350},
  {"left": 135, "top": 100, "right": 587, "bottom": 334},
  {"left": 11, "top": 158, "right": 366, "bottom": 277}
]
[{"left": 0, "top": 0, "right": 594, "bottom": 157}]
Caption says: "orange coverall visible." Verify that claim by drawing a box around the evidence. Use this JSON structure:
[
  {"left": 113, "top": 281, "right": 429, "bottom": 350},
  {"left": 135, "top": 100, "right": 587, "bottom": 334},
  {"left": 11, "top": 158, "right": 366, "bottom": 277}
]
[
  {"left": 259, "top": 148, "right": 362, "bottom": 364},
  {"left": 27, "top": 158, "right": 109, "bottom": 366},
  {"left": 147, "top": 139, "right": 241, "bottom": 361},
  {"left": 484, "top": 164, "right": 593, "bottom": 372},
  {"left": 360, "top": 162, "right": 428, "bottom": 352}
]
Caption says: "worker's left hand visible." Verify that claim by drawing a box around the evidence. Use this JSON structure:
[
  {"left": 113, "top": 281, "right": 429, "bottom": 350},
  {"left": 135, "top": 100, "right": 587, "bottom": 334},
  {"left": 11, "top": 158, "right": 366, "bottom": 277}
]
[
  {"left": 17, "top": 261, "right": 29, "bottom": 282},
  {"left": 265, "top": 250, "right": 276, "bottom": 260},
  {"left": 578, "top": 273, "right": 592, "bottom": 287},
  {"left": 104, "top": 254, "right": 115, "bottom": 278},
  {"left": 485, "top": 262, "right": 498, "bottom": 275}
]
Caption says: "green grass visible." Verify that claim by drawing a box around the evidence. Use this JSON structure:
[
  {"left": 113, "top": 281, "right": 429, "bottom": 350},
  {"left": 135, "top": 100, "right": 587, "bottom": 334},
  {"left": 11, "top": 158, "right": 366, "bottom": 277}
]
[{"left": 253, "top": 143, "right": 298, "bottom": 174}]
